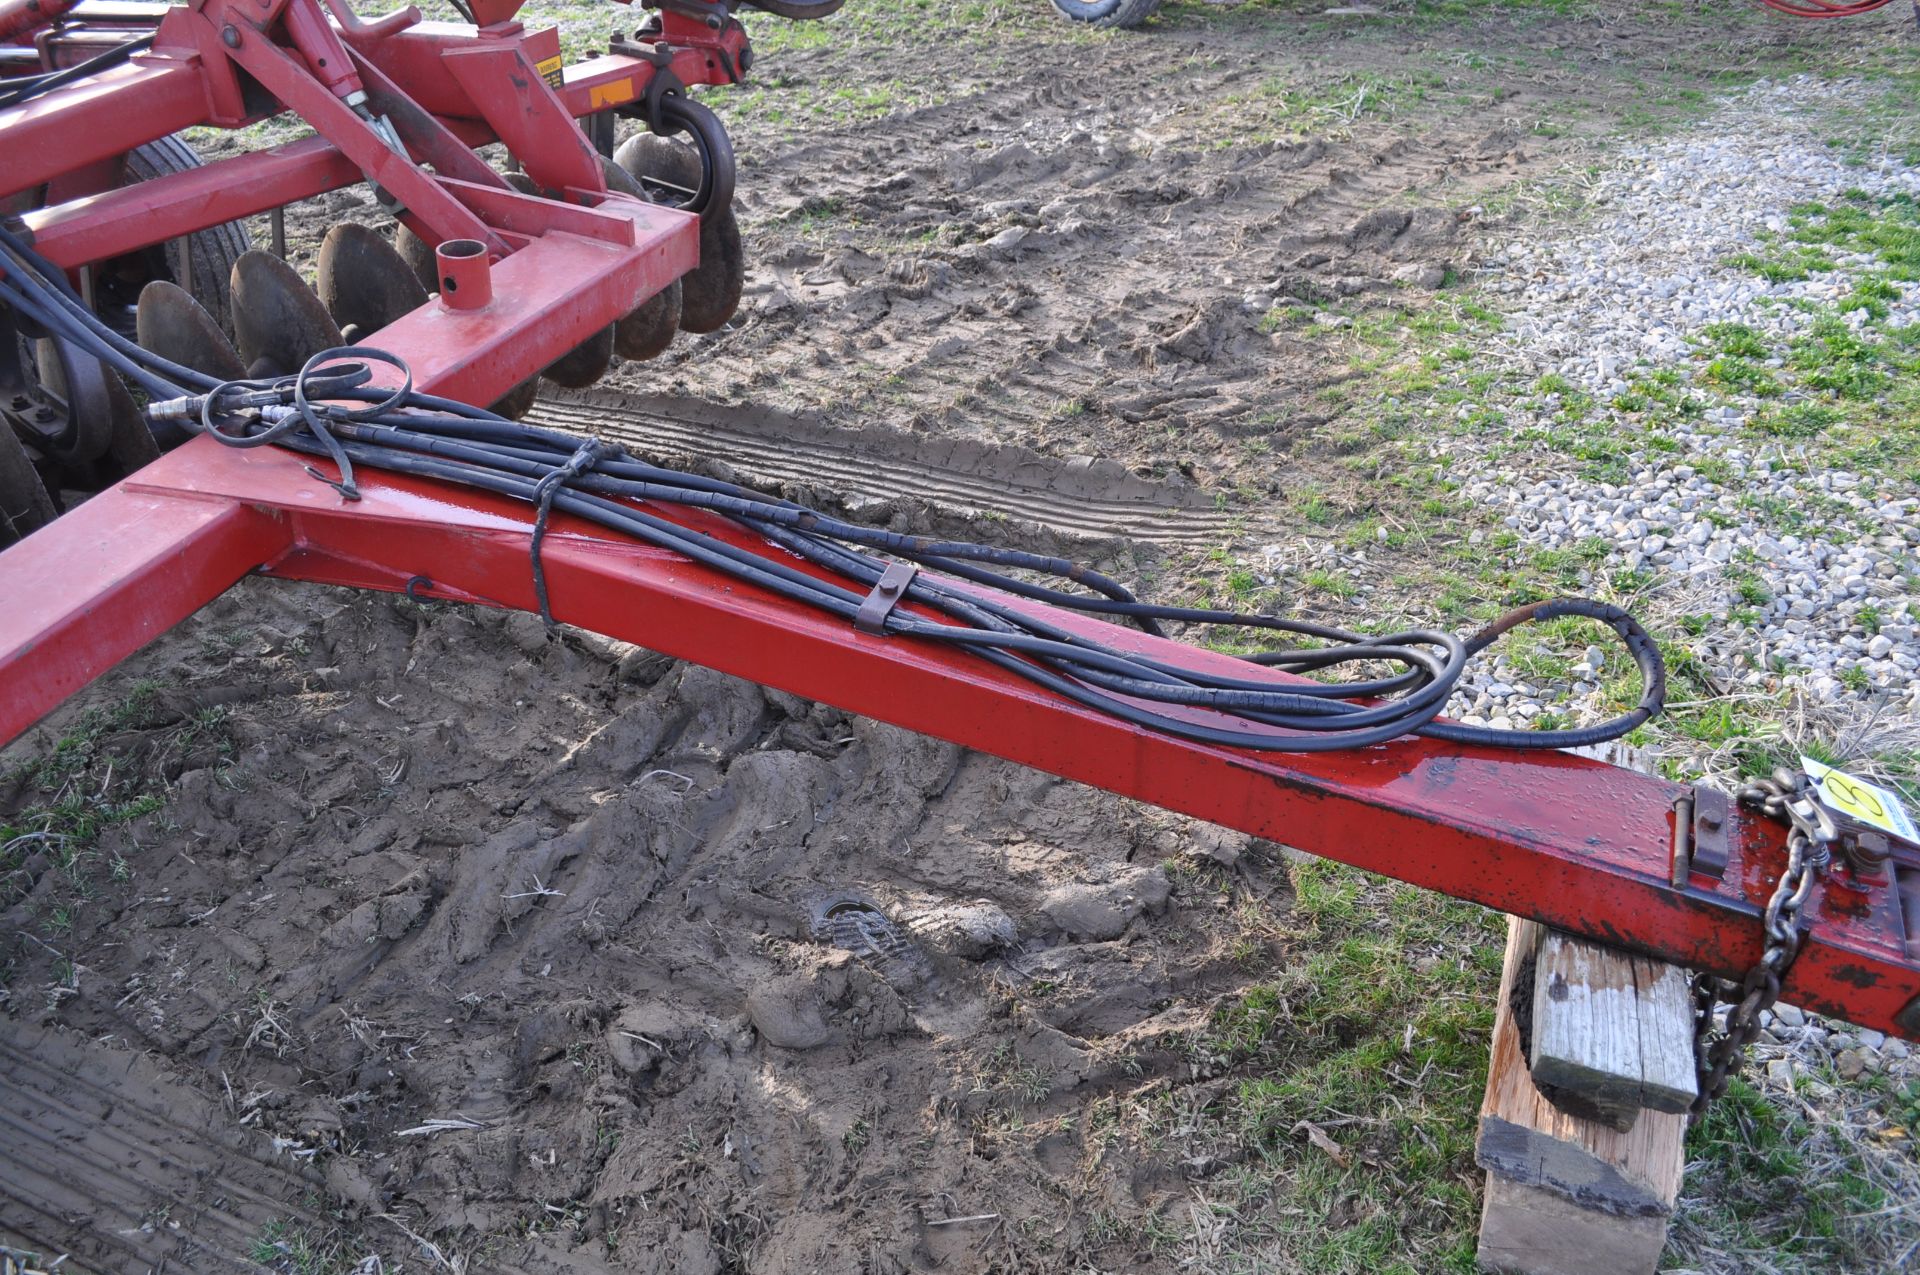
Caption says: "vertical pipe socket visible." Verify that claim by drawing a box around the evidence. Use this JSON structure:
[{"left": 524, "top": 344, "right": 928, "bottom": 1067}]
[{"left": 435, "top": 240, "right": 492, "bottom": 311}]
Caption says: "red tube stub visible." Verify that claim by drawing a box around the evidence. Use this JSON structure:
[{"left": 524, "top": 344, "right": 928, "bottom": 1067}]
[
  {"left": 0, "top": 0, "right": 81, "bottom": 44},
  {"left": 435, "top": 239, "right": 492, "bottom": 311}
]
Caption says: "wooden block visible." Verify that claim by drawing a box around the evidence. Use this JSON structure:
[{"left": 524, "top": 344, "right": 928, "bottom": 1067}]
[
  {"left": 1476, "top": 741, "right": 1692, "bottom": 1273},
  {"left": 1631, "top": 958, "right": 1698, "bottom": 1107},
  {"left": 1476, "top": 1175, "right": 1669, "bottom": 1275},
  {"left": 1478, "top": 917, "right": 1686, "bottom": 1220},
  {"left": 1526, "top": 741, "right": 1698, "bottom": 1123},
  {"left": 1530, "top": 930, "right": 1698, "bottom": 1120}
]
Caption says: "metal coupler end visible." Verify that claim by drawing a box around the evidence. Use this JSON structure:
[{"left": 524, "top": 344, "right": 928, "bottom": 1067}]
[{"left": 144, "top": 396, "right": 202, "bottom": 421}]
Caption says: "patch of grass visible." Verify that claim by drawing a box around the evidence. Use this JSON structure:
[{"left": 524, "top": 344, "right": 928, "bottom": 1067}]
[
  {"left": 1790, "top": 316, "right": 1905, "bottom": 402},
  {"left": 1784, "top": 189, "right": 1920, "bottom": 278},
  {"left": 1725, "top": 245, "right": 1836, "bottom": 283},
  {"left": 2, "top": 681, "right": 228, "bottom": 908},
  {"left": 248, "top": 1219, "right": 370, "bottom": 1275},
  {"left": 1303, "top": 568, "right": 1357, "bottom": 600},
  {"left": 1750, "top": 401, "right": 1845, "bottom": 440},
  {"left": 1701, "top": 321, "right": 1771, "bottom": 360},
  {"left": 1685, "top": 1078, "right": 1891, "bottom": 1264},
  {"left": 1703, "top": 355, "right": 1784, "bottom": 399},
  {"left": 1187, "top": 863, "right": 1502, "bottom": 1274}
]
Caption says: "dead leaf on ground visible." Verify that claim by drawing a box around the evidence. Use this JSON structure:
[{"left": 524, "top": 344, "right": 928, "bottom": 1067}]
[{"left": 1293, "top": 1119, "right": 1350, "bottom": 1167}]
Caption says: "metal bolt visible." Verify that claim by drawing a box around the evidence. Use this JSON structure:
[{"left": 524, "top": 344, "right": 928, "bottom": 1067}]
[
  {"left": 222, "top": 25, "right": 240, "bottom": 47},
  {"left": 1700, "top": 809, "right": 1722, "bottom": 832}
]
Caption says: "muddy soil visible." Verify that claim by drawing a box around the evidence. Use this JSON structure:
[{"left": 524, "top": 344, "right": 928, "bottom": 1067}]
[
  {"left": 1, "top": 3, "right": 1902, "bottom": 1273},
  {"left": 605, "top": 0, "right": 1862, "bottom": 506},
  {"left": 3, "top": 582, "right": 1271, "bottom": 1273}
]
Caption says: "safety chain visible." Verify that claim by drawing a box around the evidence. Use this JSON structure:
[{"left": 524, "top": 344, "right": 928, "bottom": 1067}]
[{"left": 1688, "top": 768, "right": 1837, "bottom": 1122}]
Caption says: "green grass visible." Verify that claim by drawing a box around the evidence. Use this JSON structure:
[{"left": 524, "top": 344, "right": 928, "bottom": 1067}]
[
  {"left": 248, "top": 1218, "right": 371, "bottom": 1275},
  {"left": 1685, "top": 1078, "right": 1892, "bottom": 1265},
  {"left": 1181, "top": 861, "right": 1504, "bottom": 1274},
  {"left": 1, "top": 681, "right": 228, "bottom": 919}
]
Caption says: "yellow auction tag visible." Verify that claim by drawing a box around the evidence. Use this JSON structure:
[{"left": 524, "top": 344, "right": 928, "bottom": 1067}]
[{"left": 1802, "top": 756, "right": 1919, "bottom": 844}]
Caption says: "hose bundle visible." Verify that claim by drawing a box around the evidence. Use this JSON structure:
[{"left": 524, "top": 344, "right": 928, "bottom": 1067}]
[{"left": 0, "top": 227, "right": 1665, "bottom": 754}]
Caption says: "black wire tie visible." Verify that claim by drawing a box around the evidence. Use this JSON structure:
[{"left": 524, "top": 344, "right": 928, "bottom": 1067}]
[{"left": 529, "top": 438, "right": 619, "bottom": 632}]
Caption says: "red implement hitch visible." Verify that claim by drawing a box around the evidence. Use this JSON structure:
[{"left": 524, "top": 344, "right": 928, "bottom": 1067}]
[
  {"left": 3, "top": 434, "right": 1920, "bottom": 1041},
  {"left": 2, "top": 0, "right": 1919, "bottom": 1066}
]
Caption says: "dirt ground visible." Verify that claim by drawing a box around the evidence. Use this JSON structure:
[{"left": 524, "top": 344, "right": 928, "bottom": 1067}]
[{"left": 3, "top": 2, "right": 1915, "bottom": 1273}]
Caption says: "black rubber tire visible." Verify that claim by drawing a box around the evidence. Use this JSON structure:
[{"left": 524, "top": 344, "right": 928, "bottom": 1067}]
[
  {"left": 1047, "top": 0, "right": 1160, "bottom": 27},
  {"left": 120, "top": 136, "right": 251, "bottom": 336}
]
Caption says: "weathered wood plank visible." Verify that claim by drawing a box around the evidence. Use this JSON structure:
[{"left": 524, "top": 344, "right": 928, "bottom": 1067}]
[
  {"left": 1477, "top": 1175, "right": 1670, "bottom": 1275},
  {"left": 1633, "top": 954, "right": 1700, "bottom": 1109},
  {"left": 1525, "top": 742, "right": 1698, "bottom": 1122},
  {"left": 1530, "top": 931, "right": 1698, "bottom": 1120},
  {"left": 1478, "top": 917, "right": 1687, "bottom": 1220},
  {"left": 1531, "top": 930, "right": 1644, "bottom": 1119},
  {"left": 1476, "top": 742, "right": 1694, "bottom": 1274}
]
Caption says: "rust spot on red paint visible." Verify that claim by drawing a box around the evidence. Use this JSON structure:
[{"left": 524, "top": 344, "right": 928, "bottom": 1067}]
[{"left": 1833, "top": 964, "right": 1883, "bottom": 989}]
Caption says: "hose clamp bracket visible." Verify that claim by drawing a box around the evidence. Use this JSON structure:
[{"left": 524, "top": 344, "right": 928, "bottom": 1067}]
[{"left": 855, "top": 561, "right": 917, "bottom": 636}]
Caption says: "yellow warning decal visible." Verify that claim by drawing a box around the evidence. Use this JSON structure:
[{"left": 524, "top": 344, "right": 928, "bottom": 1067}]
[
  {"left": 588, "top": 80, "right": 637, "bottom": 109},
  {"left": 1802, "top": 755, "right": 1919, "bottom": 843},
  {"left": 536, "top": 54, "right": 564, "bottom": 90}
]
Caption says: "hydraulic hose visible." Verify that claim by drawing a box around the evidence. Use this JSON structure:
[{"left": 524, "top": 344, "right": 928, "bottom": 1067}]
[
  {"left": 0, "top": 35, "right": 156, "bottom": 111},
  {"left": 0, "top": 229, "right": 1664, "bottom": 754}
]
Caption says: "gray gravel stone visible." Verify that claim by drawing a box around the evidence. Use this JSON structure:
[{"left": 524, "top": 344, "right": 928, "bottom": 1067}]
[{"left": 1433, "top": 79, "right": 1920, "bottom": 735}]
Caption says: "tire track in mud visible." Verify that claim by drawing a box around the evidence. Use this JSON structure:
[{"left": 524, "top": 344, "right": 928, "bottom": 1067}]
[
  {"left": 529, "top": 391, "right": 1237, "bottom": 545},
  {"left": 0, "top": 1024, "right": 330, "bottom": 1273},
  {"left": 0, "top": 1022, "right": 590, "bottom": 1275},
  {"left": 645, "top": 33, "right": 1527, "bottom": 499}
]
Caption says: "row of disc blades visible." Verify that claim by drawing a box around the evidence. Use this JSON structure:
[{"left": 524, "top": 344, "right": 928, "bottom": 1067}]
[
  {"left": 137, "top": 138, "right": 744, "bottom": 420},
  {"left": 2, "top": 134, "right": 744, "bottom": 545}
]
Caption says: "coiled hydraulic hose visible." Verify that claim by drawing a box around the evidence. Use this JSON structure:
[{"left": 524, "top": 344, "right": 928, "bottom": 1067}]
[{"left": 0, "top": 228, "right": 1665, "bottom": 753}]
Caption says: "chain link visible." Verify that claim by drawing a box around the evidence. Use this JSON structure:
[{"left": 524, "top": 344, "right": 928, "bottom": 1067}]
[{"left": 1688, "top": 767, "right": 1833, "bottom": 1122}]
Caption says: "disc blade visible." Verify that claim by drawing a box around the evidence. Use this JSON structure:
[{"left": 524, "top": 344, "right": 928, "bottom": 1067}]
[
  {"left": 683, "top": 206, "right": 745, "bottom": 335},
  {"left": 393, "top": 223, "right": 440, "bottom": 294},
  {"left": 614, "top": 135, "right": 742, "bottom": 332},
  {"left": 614, "top": 280, "right": 682, "bottom": 362},
  {"left": 489, "top": 378, "right": 539, "bottom": 421},
  {"left": 541, "top": 325, "right": 614, "bottom": 390},
  {"left": 603, "top": 159, "right": 683, "bottom": 360},
  {"left": 0, "top": 424, "right": 58, "bottom": 548},
  {"left": 230, "top": 250, "right": 342, "bottom": 380},
  {"left": 317, "top": 223, "right": 428, "bottom": 340},
  {"left": 612, "top": 133, "right": 700, "bottom": 208},
  {"left": 100, "top": 368, "right": 163, "bottom": 474},
  {"left": 136, "top": 280, "right": 247, "bottom": 382}
]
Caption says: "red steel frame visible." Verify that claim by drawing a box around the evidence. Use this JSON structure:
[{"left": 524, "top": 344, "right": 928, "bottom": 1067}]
[
  {"left": 2, "top": 0, "right": 748, "bottom": 403},
  {"left": 4, "top": 436, "right": 1920, "bottom": 1039},
  {"left": 4, "top": 2, "right": 1920, "bottom": 1041}
]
